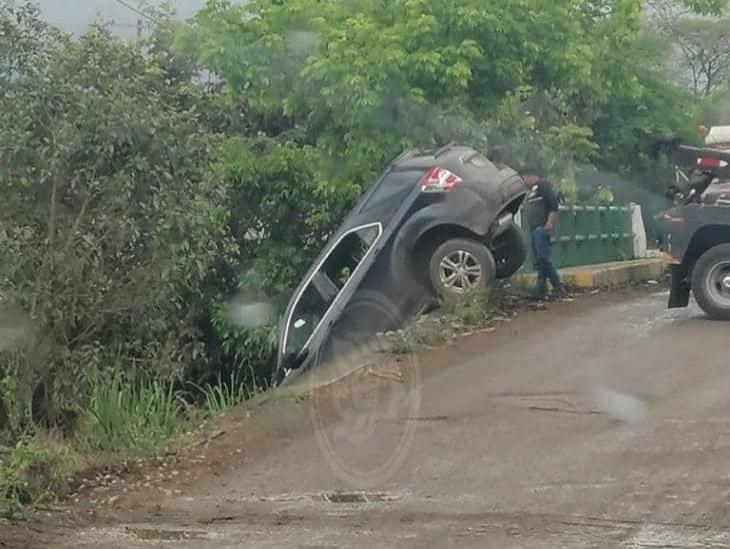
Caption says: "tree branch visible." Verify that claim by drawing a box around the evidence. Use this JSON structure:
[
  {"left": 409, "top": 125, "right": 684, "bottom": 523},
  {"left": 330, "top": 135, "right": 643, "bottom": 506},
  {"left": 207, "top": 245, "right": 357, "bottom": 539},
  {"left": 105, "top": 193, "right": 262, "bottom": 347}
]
[
  {"left": 31, "top": 166, "right": 63, "bottom": 317},
  {"left": 47, "top": 170, "right": 60, "bottom": 248},
  {"left": 60, "top": 192, "right": 92, "bottom": 258}
]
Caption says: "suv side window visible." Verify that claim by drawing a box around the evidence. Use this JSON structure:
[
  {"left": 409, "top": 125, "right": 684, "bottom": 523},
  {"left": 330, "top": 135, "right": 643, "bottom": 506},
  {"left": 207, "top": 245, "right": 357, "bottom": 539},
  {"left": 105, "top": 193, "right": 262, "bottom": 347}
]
[{"left": 283, "top": 223, "right": 382, "bottom": 360}]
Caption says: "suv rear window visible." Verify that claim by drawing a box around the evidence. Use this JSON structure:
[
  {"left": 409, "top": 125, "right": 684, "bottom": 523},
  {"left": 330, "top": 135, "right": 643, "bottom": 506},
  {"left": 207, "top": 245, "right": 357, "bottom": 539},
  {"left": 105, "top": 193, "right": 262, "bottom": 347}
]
[{"left": 358, "top": 171, "right": 419, "bottom": 216}]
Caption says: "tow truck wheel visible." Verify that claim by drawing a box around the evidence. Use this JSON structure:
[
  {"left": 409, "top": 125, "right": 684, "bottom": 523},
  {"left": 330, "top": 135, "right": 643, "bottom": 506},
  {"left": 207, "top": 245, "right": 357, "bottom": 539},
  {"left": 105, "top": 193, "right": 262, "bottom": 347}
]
[
  {"left": 429, "top": 238, "right": 496, "bottom": 299},
  {"left": 691, "top": 243, "right": 730, "bottom": 321}
]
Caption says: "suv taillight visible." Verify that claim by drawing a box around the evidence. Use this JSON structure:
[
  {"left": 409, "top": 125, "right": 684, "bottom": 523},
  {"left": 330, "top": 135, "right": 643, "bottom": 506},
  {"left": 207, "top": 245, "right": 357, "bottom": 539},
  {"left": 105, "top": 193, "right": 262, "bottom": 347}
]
[{"left": 420, "top": 166, "right": 462, "bottom": 193}]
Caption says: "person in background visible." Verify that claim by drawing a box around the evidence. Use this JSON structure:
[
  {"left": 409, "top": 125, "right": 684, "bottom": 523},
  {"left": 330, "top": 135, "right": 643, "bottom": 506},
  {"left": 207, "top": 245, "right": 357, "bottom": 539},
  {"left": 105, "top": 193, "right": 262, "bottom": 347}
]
[{"left": 519, "top": 167, "right": 567, "bottom": 301}]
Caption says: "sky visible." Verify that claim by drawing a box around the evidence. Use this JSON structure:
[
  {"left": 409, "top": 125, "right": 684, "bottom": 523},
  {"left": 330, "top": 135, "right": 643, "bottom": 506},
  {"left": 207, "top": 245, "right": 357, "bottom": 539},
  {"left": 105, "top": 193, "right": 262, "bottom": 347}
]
[{"left": 30, "top": 0, "right": 208, "bottom": 37}]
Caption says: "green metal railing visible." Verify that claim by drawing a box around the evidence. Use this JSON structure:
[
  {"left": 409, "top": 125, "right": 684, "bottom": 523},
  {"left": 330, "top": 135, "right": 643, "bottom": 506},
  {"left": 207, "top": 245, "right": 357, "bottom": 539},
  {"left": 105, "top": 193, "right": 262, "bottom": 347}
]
[{"left": 520, "top": 205, "right": 634, "bottom": 270}]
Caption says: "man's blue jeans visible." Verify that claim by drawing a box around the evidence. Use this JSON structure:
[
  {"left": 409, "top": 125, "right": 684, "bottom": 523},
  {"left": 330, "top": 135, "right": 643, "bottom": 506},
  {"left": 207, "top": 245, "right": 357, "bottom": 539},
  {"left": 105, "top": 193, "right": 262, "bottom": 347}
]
[{"left": 531, "top": 226, "right": 564, "bottom": 299}]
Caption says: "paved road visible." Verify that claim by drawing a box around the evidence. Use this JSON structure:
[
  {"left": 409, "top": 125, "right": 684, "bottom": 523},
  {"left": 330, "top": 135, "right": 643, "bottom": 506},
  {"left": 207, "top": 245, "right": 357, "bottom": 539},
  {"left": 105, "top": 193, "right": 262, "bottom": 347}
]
[{"left": 29, "top": 290, "right": 730, "bottom": 547}]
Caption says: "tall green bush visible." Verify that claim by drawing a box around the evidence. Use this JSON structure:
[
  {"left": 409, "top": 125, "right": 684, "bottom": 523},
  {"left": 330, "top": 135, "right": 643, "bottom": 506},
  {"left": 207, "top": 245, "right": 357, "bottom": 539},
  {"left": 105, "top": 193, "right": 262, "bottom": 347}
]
[{"left": 0, "top": 4, "right": 237, "bottom": 426}]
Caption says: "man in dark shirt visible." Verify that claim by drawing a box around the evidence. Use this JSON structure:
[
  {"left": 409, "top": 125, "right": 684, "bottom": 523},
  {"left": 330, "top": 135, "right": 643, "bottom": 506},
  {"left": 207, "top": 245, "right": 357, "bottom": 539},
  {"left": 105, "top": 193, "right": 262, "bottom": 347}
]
[{"left": 519, "top": 167, "right": 566, "bottom": 301}]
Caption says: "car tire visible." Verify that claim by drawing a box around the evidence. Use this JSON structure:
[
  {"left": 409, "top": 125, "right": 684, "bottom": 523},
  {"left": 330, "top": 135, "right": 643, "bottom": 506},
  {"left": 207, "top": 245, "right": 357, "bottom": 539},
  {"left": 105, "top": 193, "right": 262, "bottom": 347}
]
[
  {"left": 428, "top": 238, "right": 496, "bottom": 299},
  {"left": 691, "top": 243, "right": 730, "bottom": 320},
  {"left": 492, "top": 221, "right": 527, "bottom": 279}
]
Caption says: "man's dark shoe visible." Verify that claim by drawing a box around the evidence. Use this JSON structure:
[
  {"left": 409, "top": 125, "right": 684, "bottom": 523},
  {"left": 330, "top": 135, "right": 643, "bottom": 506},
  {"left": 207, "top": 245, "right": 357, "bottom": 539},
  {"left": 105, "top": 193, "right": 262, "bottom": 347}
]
[{"left": 551, "top": 290, "right": 575, "bottom": 302}]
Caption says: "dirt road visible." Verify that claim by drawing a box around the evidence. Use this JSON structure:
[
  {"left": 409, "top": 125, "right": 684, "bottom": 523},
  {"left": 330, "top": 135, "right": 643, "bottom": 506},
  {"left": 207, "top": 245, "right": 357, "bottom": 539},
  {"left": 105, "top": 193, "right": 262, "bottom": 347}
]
[{"left": 7, "top": 288, "right": 730, "bottom": 548}]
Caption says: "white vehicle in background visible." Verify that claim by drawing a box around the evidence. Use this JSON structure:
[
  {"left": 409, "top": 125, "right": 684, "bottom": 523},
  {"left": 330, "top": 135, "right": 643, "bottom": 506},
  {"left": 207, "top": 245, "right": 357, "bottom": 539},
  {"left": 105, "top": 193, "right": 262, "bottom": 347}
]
[
  {"left": 705, "top": 125, "right": 730, "bottom": 151},
  {"left": 701, "top": 126, "right": 730, "bottom": 206}
]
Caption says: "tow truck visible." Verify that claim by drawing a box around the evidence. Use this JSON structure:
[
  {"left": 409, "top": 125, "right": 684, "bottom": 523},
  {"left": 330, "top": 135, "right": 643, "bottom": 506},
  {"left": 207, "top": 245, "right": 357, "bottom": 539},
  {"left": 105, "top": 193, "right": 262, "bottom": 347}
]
[{"left": 657, "top": 126, "right": 730, "bottom": 320}]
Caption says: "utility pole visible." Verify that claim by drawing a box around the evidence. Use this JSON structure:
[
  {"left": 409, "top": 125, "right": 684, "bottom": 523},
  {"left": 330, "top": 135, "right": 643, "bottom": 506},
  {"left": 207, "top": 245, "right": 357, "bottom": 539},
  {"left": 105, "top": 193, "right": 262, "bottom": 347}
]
[{"left": 136, "top": 19, "right": 143, "bottom": 39}]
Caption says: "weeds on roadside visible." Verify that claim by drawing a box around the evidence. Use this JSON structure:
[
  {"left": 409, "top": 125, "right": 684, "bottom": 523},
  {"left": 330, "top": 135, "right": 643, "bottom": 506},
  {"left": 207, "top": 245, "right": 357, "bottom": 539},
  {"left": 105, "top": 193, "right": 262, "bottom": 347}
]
[
  {"left": 0, "top": 362, "right": 274, "bottom": 518},
  {"left": 195, "top": 367, "right": 267, "bottom": 416},
  {"left": 0, "top": 435, "right": 79, "bottom": 516},
  {"left": 382, "top": 316, "right": 446, "bottom": 354},
  {"left": 379, "top": 291, "right": 487, "bottom": 354},
  {"left": 0, "top": 368, "right": 272, "bottom": 516},
  {"left": 379, "top": 280, "right": 531, "bottom": 355},
  {"left": 78, "top": 375, "right": 187, "bottom": 457},
  {"left": 440, "top": 290, "right": 489, "bottom": 329}
]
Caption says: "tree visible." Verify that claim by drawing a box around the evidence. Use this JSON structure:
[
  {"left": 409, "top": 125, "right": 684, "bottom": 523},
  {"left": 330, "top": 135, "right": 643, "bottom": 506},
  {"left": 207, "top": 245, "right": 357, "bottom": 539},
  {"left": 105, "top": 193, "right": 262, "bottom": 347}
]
[
  {"left": 645, "top": 0, "right": 730, "bottom": 95},
  {"left": 697, "top": 82, "right": 730, "bottom": 127},
  {"left": 645, "top": 0, "right": 727, "bottom": 22},
  {"left": 0, "top": 4, "right": 236, "bottom": 429},
  {"left": 182, "top": 0, "right": 694, "bottom": 191},
  {"left": 672, "top": 17, "right": 730, "bottom": 95}
]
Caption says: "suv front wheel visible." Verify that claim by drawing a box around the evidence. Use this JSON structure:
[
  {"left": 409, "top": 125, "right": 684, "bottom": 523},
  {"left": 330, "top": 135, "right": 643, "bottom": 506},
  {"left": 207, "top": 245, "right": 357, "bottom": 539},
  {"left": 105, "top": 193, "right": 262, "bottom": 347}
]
[
  {"left": 428, "top": 238, "right": 496, "bottom": 299},
  {"left": 691, "top": 243, "right": 730, "bottom": 320}
]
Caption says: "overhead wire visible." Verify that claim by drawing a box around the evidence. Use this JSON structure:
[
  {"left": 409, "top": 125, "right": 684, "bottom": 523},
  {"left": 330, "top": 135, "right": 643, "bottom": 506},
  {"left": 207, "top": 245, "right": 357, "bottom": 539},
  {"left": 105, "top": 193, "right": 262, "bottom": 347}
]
[{"left": 109, "top": 0, "right": 159, "bottom": 23}]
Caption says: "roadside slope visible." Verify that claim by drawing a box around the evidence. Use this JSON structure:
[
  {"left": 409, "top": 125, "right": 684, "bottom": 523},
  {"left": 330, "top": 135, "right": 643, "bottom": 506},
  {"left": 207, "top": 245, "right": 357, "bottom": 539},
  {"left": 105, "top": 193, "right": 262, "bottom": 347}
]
[{"left": 7, "top": 287, "right": 730, "bottom": 548}]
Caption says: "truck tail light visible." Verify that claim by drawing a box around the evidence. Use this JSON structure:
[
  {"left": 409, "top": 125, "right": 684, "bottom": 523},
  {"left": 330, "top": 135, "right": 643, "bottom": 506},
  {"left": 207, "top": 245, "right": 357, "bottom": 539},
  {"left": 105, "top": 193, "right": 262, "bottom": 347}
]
[
  {"left": 420, "top": 166, "right": 462, "bottom": 193},
  {"left": 697, "top": 156, "right": 728, "bottom": 170}
]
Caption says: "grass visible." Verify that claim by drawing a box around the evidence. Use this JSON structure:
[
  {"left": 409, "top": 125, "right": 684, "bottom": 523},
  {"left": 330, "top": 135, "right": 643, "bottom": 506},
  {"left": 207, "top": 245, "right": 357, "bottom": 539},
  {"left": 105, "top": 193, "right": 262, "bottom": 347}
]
[
  {"left": 0, "top": 366, "right": 274, "bottom": 516},
  {"left": 77, "top": 375, "right": 188, "bottom": 457},
  {"left": 0, "top": 367, "right": 272, "bottom": 517},
  {"left": 382, "top": 316, "right": 446, "bottom": 354},
  {"left": 380, "top": 280, "right": 532, "bottom": 355},
  {"left": 195, "top": 367, "right": 267, "bottom": 416},
  {"left": 0, "top": 434, "right": 81, "bottom": 516}
]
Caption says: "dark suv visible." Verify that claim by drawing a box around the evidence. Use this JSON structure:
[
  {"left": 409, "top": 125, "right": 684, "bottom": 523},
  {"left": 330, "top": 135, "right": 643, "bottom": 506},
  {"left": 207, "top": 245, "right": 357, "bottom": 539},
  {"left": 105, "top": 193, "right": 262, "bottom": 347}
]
[{"left": 275, "top": 145, "right": 528, "bottom": 383}]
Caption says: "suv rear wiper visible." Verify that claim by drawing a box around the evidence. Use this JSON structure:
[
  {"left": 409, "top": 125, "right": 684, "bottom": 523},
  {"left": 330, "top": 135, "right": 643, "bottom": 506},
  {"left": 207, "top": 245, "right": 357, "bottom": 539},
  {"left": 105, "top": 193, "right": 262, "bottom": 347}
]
[{"left": 435, "top": 141, "right": 457, "bottom": 158}]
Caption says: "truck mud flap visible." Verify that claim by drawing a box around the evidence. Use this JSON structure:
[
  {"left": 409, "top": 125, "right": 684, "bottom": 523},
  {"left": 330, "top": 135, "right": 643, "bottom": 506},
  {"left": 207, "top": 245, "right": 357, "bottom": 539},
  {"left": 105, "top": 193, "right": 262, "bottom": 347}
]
[{"left": 668, "top": 266, "right": 691, "bottom": 309}]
